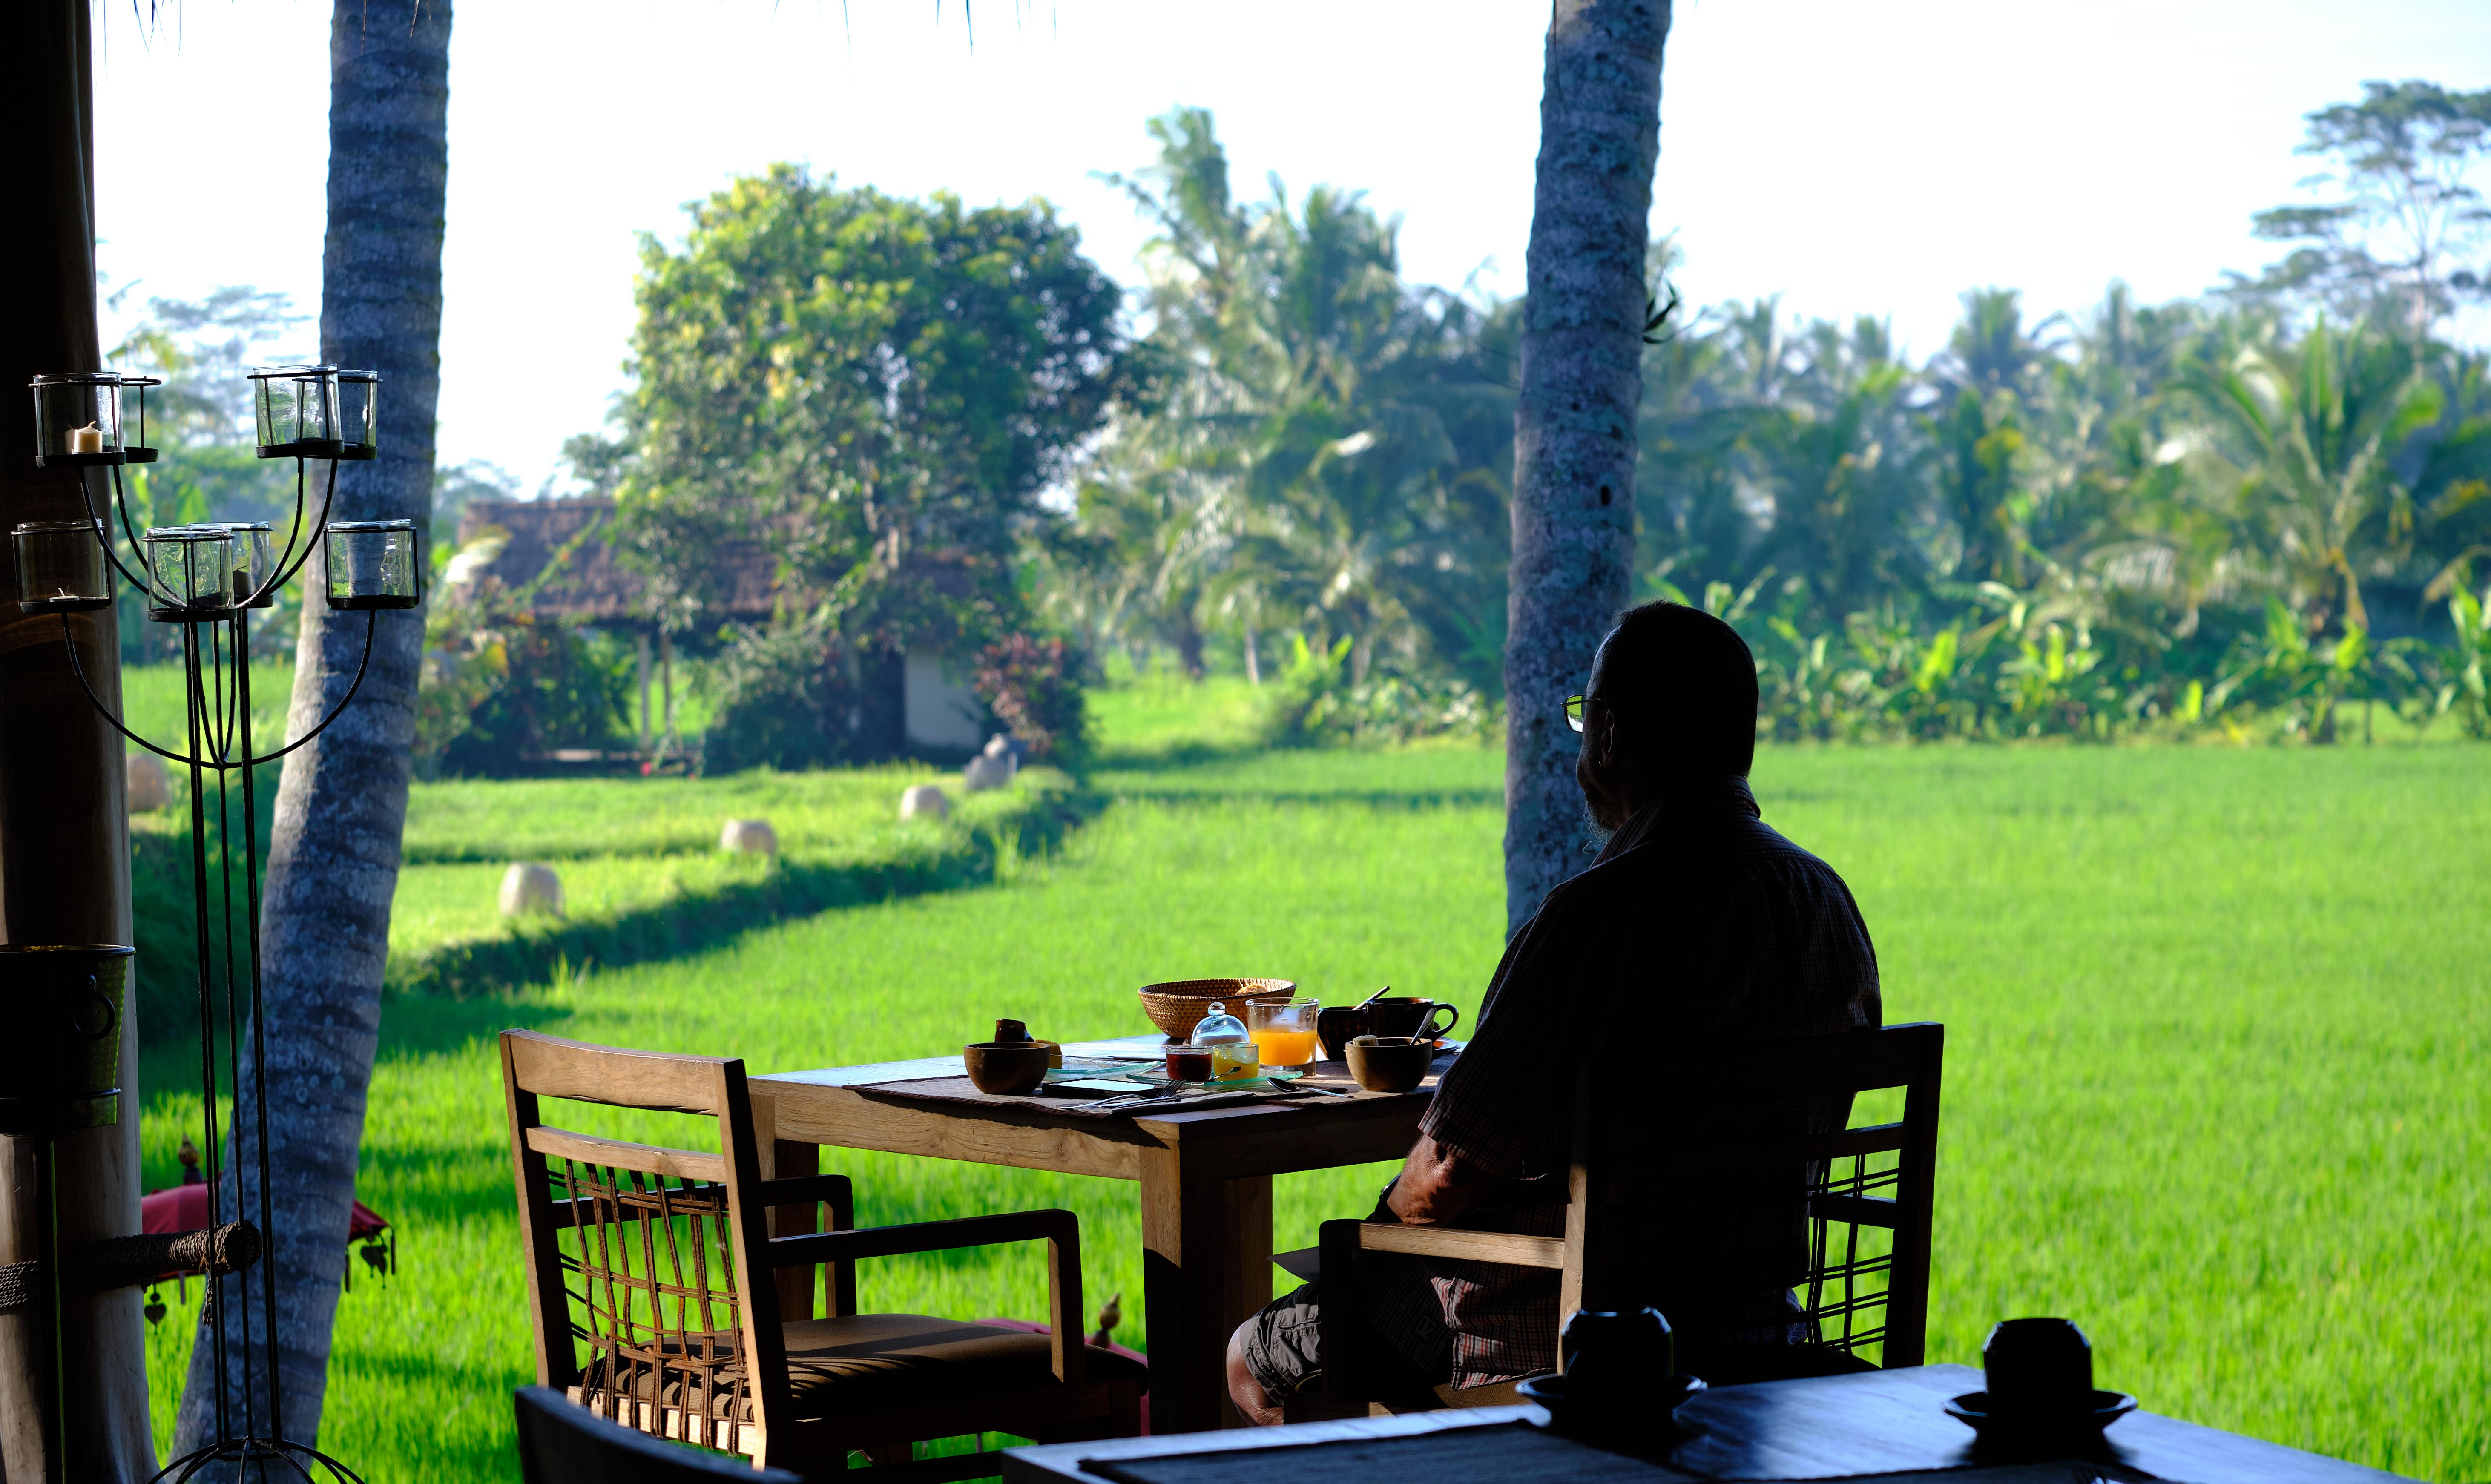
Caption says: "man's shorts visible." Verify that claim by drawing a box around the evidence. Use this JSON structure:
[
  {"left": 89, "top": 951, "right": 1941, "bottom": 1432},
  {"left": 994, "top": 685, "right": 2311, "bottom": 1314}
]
[{"left": 1235, "top": 1251, "right": 1451, "bottom": 1408}]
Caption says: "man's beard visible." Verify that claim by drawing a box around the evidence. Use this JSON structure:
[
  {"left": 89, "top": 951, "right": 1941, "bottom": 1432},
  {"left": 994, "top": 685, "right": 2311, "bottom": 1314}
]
[{"left": 1580, "top": 800, "right": 1615, "bottom": 857}]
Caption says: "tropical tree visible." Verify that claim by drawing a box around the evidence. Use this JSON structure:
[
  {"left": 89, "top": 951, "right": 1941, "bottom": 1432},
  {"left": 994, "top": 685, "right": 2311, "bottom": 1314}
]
[
  {"left": 2230, "top": 80, "right": 2491, "bottom": 344},
  {"left": 1505, "top": 0, "right": 1673, "bottom": 930},
  {"left": 175, "top": 0, "right": 451, "bottom": 1455},
  {"left": 612, "top": 165, "right": 1129, "bottom": 749},
  {"left": 2181, "top": 316, "right": 2441, "bottom": 636}
]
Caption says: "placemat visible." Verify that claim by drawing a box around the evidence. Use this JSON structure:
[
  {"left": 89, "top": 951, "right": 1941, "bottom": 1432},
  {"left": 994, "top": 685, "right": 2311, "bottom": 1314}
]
[
  {"left": 853, "top": 1056, "right": 1451, "bottom": 1119},
  {"left": 854, "top": 1076, "right": 1297, "bottom": 1119},
  {"left": 1078, "top": 1423, "right": 1689, "bottom": 1484}
]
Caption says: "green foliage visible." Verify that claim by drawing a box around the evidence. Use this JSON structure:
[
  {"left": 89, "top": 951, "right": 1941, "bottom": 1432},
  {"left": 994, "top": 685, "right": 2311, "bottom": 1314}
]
[
  {"left": 696, "top": 620, "right": 864, "bottom": 774},
  {"left": 434, "top": 617, "right": 634, "bottom": 776},
  {"left": 612, "top": 164, "right": 1131, "bottom": 679},
  {"left": 1256, "top": 632, "right": 1494, "bottom": 747},
  {"left": 1054, "top": 108, "right": 1516, "bottom": 694},
  {"left": 972, "top": 633, "right": 1088, "bottom": 762}
]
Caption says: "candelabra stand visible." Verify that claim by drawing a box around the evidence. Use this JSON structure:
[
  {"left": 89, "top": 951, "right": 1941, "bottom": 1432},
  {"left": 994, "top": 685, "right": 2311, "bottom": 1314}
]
[{"left": 16, "top": 365, "right": 416, "bottom": 1484}]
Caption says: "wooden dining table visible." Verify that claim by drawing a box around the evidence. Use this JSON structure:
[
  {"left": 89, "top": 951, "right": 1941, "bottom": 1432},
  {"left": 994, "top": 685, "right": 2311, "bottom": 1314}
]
[
  {"left": 747, "top": 1038, "right": 1437, "bottom": 1433},
  {"left": 999, "top": 1363, "right": 2416, "bottom": 1484}
]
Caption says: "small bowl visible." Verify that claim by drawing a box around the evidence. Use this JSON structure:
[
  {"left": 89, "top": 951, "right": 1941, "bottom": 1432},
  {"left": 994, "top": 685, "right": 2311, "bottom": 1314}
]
[
  {"left": 1345, "top": 1035, "right": 1433, "bottom": 1093},
  {"left": 1136, "top": 978, "right": 1296, "bottom": 1041},
  {"left": 963, "top": 1041, "right": 1051, "bottom": 1096}
]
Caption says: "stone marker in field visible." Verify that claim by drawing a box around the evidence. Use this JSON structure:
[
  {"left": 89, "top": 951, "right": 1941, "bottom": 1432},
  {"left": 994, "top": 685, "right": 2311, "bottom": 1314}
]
[
  {"left": 500, "top": 862, "right": 566, "bottom": 918},
  {"left": 127, "top": 752, "right": 172, "bottom": 811},
  {"left": 962, "top": 734, "right": 1018, "bottom": 793},
  {"left": 899, "top": 783, "right": 950, "bottom": 821},
  {"left": 719, "top": 818, "right": 779, "bottom": 855}
]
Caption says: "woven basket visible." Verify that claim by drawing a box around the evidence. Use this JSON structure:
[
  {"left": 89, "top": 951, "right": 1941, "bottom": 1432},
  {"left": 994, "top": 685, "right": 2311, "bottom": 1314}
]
[{"left": 1136, "top": 978, "right": 1298, "bottom": 1041}]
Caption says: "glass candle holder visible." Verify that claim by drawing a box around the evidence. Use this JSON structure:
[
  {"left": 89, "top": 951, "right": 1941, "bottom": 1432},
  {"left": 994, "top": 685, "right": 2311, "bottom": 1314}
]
[
  {"left": 142, "top": 526, "right": 237, "bottom": 623},
  {"left": 230, "top": 522, "right": 276, "bottom": 608},
  {"left": 118, "top": 375, "right": 161, "bottom": 463},
  {"left": 249, "top": 364, "right": 342, "bottom": 457},
  {"left": 324, "top": 519, "right": 421, "bottom": 610},
  {"left": 1247, "top": 997, "right": 1321, "bottom": 1069},
  {"left": 29, "top": 373, "right": 123, "bottom": 466},
  {"left": 335, "top": 370, "right": 379, "bottom": 460},
  {"left": 12, "top": 520, "right": 111, "bottom": 614}
]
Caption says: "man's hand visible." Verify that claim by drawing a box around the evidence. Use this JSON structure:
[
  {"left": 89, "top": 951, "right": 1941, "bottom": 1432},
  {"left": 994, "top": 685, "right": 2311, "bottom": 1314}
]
[{"left": 1384, "top": 1133, "right": 1489, "bottom": 1226}]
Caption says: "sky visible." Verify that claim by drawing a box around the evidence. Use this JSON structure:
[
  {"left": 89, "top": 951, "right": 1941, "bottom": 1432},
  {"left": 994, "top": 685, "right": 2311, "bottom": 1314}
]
[{"left": 92, "top": 0, "right": 2491, "bottom": 499}]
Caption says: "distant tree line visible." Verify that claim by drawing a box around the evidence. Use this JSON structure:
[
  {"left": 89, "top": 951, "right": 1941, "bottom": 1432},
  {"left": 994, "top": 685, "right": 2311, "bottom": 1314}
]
[{"left": 118, "top": 83, "right": 2491, "bottom": 757}]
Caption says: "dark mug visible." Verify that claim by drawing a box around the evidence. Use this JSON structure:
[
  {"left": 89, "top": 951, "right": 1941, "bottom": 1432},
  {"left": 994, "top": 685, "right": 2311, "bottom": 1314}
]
[
  {"left": 1982, "top": 1317, "right": 2095, "bottom": 1419},
  {"left": 1316, "top": 1006, "right": 1368, "bottom": 1061},
  {"left": 1364, "top": 996, "right": 1459, "bottom": 1042},
  {"left": 1559, "top": 1307, "right": 1674, "bottom": 1404}
]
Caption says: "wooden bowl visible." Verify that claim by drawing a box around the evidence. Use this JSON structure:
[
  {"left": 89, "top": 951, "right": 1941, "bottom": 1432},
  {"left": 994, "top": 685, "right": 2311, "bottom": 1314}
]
[
  {"left": 1137, "top": 978, "right": 1297, "bottom": 1041},
  {"left": 1345, "top": 1035, "right": 1434, "bottom": 1094},
  {"left": 963, "top": 1041, "right": 1051, "bottom": 1096}
]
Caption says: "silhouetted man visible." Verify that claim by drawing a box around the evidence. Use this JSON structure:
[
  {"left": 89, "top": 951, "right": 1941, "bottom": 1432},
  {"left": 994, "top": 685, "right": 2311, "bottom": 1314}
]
[{"left": 1228, "top": 601, "right": 1882, "bottom": 1422}]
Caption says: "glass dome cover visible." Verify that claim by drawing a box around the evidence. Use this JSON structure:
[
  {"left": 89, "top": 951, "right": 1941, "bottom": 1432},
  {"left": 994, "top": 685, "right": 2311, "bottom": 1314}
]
[{"left": 1191, "top": 1002, "right": 1249, "bottom": 1045}]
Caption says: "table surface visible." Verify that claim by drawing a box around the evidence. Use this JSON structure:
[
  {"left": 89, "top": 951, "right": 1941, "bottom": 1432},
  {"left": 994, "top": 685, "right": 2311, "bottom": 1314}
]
[
  {"left": 750, "top": 1035, "right": 1443, "bottom": 1433},
  {"left": 1002, "top": 1365, "right": 2414, "bottom": 1484}
]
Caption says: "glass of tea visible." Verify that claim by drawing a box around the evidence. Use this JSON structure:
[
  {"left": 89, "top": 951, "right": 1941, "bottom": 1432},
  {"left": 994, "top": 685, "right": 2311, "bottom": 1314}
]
[
  {"left": 1247, "top": 997, "right": 1320, "bottom": 1070},
  {"left": 1164, "top": 1043, "right": 1214, "bottom": 1083}
]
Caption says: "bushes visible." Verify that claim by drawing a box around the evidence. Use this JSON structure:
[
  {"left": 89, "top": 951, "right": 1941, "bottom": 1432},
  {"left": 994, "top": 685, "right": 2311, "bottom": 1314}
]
[
  {"left": 1257, "top": 634, "right": 1497, "bottom": 748},
  {"left": 974, "top": 634, "right": 1088, "bottom": 763},
  {"left": 700, "top": 620, "right": 865, "bottom": 773},
  {"left": 437, "top": 617, "right": 635, "bottom": 775}
]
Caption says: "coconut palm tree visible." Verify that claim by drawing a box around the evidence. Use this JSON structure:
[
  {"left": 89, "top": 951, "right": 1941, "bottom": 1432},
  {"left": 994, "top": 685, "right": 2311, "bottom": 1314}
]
[
  {"left": 173, "top": 0, "right": 450, "bottom": 1458},
  {"left": 1504, "top": 0, "right": 1672, "bottom": 930}
]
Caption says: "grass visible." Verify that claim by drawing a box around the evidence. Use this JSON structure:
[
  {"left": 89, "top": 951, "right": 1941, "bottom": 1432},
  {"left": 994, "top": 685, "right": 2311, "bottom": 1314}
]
[{"left": 131, "top": 693, "right": 2489, "bottom": 1481}]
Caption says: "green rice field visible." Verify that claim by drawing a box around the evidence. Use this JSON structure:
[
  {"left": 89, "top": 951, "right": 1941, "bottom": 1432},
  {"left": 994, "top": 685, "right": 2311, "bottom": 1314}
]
[{"left": 132, "top": 683, "right": 2488, "bottom": 1480}]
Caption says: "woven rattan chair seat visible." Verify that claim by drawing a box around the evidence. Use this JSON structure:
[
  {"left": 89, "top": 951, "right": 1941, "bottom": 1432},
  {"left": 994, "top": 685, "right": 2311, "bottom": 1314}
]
[{"left": 581, "top": 1314, "right": 1149, "bottom": 1422}]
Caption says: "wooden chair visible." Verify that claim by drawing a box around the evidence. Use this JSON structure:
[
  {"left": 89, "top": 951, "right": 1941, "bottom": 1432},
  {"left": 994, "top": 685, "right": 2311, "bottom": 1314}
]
[
  {"left": 1311, "top": 1022, "right": 1944, "bottom": 1413},
  {"left": 500, "top": 1030, "right": 1144, "bottom": 1483},
  {"left": 515, "top": 1386, "right": 804, "bottom": 1482}
]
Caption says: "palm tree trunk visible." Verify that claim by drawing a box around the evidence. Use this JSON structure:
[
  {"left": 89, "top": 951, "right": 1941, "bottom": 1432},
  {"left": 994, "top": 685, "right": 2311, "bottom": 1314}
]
[
  {"left": 1503, "top": 0, "right": 1670, "bottom": 931},
  {"left": 172, "top": 0, "right": 450, "bottom": 1456}
]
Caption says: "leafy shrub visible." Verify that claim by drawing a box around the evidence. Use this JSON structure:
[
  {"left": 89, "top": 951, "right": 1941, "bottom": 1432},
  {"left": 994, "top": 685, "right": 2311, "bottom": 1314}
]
[
  {"left": 701, "top": 620, "right": 863, "bottom": 773},
  {"left": 438, "top": 617, "right": 635, "bottom": 776},
  {"left": 974, "top": 634, "right": 1088, "bottom": 763},
  {"left": 1258, "top": 634, "right": 1497, "bottom": 747}
]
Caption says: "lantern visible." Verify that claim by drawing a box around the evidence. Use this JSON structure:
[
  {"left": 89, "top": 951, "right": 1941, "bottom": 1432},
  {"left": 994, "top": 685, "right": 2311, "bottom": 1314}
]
[
  {"left": 336, "top": 370, "right": 380, "bottom": 460},
  {"left": 11, "top": 520, "right": 111, "bottom": 614},
  {"left": 231, "top": 521, "right": 277, "bottom": 607},
  {"left": 28, "top": 373, "right": 123, "bottom": 466},
  {"left": 119, "top": 375, "right": 162, "bottom": 463},
  {"left": 325, "top": 519, "right": 422, "bottom": 610},
  {"left": 142, "top": 526, "right": 237, "bottom": 622},
  {"left": 248, "top": 364, "right": 342, "bottom": 457},
  {"left": 0, "top": 944, "right": 133, "bottom": 1135}
]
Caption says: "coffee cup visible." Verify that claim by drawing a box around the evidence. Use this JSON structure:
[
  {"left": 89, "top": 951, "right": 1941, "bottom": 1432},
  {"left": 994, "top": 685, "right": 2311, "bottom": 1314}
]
[
  {"left": 1363, "top": 996, "right": 1459, "bottom": 1042},
  {"left": 1982, "top": 1318, "right": 2095, "bottom": 1421},
  {"left": 1315, "top": 1005, "right": 1368, "bottom": 1061}
]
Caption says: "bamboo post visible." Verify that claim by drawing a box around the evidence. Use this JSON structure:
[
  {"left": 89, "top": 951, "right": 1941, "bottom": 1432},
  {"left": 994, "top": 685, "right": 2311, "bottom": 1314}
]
[{"left": 0, "top": 6, "right": 154, "bottom": 1479}]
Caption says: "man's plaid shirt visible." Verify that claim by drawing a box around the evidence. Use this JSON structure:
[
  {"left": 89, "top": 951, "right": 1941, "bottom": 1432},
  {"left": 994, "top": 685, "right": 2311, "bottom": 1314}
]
[{"left": 1384, "top": 777, "right": 1882, "bottom": 1388}]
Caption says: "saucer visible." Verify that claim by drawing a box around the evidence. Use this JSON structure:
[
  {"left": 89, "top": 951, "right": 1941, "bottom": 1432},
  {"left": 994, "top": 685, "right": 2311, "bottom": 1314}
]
[
  {"left": 1518, "top": 1372, "right": 1705, "bottom": 1435},
  {"left": 1945, "top": 1389, "right": 2137, "bottom": 1437}
]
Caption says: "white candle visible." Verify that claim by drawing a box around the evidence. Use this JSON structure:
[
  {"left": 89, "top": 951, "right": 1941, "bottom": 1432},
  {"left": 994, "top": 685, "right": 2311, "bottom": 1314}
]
[{"left": 69, "top": 423, "right": 103, "bottom": 454}]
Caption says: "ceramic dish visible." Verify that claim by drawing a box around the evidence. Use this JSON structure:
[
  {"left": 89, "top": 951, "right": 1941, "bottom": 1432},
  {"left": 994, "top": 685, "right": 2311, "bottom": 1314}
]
[
  {"left": 1943, "top": 1390, "right": 2138, "bottom": 1436},
  {"left": 1517, "top": 1372, "right": 1705, "bottom": 1438},
  {"left": 1115, "top": 1066, "right": 1307, "bottom": 1091}
]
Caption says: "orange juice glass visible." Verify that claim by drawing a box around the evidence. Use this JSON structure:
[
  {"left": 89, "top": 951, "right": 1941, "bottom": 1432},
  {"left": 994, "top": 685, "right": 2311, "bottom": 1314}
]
[{"left": 1247, "top": 997, "right": 1321, "bottom": 1070}]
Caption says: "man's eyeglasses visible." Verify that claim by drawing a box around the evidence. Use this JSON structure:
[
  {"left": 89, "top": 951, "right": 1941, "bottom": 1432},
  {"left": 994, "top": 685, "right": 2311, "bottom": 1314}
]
[{"left": 1564, "top": 695, "right": 1587, "bottom": 733}]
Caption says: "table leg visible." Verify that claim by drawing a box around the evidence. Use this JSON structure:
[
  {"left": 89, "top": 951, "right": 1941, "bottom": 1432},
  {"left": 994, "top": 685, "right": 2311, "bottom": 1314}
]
[
  {"left": 1141, "top": 1144, "right": 1273, "bottom": 1433},
  {"left": 767, "top": 1137, "right": 820, "bottom": 1322}
]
